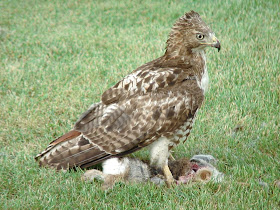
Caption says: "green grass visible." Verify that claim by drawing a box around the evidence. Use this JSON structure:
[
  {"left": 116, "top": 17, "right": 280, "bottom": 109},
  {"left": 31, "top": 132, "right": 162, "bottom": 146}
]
[{"left": 1, "top": 0, "right": 279, "bottom": 209}]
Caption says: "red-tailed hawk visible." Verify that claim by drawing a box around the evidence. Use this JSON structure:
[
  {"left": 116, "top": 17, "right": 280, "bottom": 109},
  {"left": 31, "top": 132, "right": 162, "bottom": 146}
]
[{"left": 35, "top": 10, "right": 220, "bottom": 186}]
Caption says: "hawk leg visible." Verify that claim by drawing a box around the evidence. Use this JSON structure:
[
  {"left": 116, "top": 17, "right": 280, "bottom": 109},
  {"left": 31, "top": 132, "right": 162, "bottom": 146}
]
[{"left": 163, "top": 164, "right": 175, "bottom": 187}]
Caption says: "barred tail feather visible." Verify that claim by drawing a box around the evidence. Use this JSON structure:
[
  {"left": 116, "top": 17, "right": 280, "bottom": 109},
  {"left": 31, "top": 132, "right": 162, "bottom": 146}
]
[{"left": 35, "top": 131, "right": 112, "bottom": 170}]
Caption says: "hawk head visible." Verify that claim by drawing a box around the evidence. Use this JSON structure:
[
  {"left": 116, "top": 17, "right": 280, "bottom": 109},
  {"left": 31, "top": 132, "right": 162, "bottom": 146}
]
[{"left": 166, "top": 10, "right": 220, "bottom": 56}]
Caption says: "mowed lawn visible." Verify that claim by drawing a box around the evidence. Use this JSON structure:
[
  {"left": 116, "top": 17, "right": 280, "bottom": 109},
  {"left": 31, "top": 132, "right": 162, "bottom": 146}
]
[{"left": 1, "top": 0, "right": 279, "bottom": 209}]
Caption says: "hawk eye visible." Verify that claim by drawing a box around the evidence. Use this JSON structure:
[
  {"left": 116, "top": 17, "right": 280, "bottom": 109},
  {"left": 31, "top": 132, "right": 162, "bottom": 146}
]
[{"left": 196, "top": 34, "right": 205, "bottom": 40}]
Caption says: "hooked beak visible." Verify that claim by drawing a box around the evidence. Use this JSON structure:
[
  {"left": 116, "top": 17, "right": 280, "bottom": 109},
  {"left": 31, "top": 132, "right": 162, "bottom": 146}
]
[{"left": 211, "top": 36, "right": 221, "bottom": 52}]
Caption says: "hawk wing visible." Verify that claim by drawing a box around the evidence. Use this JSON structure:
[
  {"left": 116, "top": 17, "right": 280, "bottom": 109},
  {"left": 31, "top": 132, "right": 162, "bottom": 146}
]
[{"left": 36, "top": 65, "right": 204, "bottom": 170}]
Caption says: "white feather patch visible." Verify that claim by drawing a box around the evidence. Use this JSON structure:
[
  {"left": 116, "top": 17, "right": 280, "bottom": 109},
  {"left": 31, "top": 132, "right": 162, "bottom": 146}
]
[
  {"left": 200, "top": 58, "right": 209, "bottom": 93},
  {"left": 102, "top": 158, "right": 129, "bottom": 175},
  {"left": 191, "top": 49, "right": 209, "bottom": 93},
  {"left": 149, "top": 136, "right": 174, "bottom": 168}
]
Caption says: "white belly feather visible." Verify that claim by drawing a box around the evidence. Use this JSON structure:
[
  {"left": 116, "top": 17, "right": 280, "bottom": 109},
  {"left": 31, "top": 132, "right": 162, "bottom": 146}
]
[
  {"left": 193, "top": 50, "right": 209, "bottom": 94},
  {"left": 201, "top": 66, "right": 209, "bottom": 93}
]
